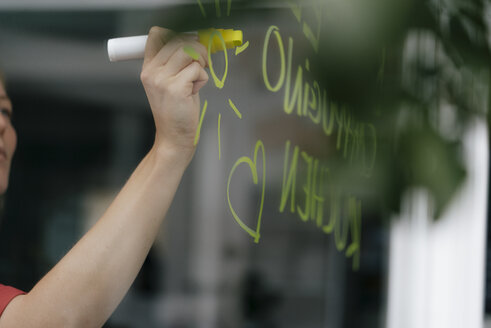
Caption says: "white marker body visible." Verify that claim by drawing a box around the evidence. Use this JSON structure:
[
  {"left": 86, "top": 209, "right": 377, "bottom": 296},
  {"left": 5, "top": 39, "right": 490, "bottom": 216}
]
[
  {"left": 107, "top": 36, "right": 148, "bottom": 62},
  {"left": 107, "top": 32, "right": 198, "bottom": 62}
]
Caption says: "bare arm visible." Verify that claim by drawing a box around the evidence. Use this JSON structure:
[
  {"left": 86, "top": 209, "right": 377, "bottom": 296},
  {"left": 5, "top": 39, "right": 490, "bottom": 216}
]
[{"left": 0, "top": 27, "right": 209, "bottom": 328}]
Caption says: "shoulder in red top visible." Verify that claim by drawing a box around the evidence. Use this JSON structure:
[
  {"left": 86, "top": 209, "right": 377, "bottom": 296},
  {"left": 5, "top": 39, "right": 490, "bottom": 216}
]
[{"left": 0, "top": 284, "right": 25, "bottom": 317}]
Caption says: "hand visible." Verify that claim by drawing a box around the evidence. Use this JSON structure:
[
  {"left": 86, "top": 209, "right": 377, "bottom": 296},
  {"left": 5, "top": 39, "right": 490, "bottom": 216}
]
[{"left": 140, "top": 27, "right": 209, "bottom": 165}]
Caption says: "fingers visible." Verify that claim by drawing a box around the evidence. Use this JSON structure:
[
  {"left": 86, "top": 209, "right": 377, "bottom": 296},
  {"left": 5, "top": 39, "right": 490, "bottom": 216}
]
[
  {"left": 163, "top": 45, "right": 207, "bottom": 77},
  {"left": 143, "top": 28, "right": 208, "bottom": 72},
  {"left": 143, "top": 27, "right": 175, "bottom": 67},
  {"left": 141, "top": 27, "right": 209, "bottom": 98},
  {"left": 163, "top": 62, "right": 208, "bottom": 98},
  {"left": 176, "top": 62, "right": 209, "bottom": 95},
  {"left": 192, "top": 69, "right": 209, "bottom": 95}
]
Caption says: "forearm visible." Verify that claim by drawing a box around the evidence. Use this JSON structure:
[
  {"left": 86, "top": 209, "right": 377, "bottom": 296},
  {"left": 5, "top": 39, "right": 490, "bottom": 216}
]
[
  {"left": 2, "top": 145, "right": 188, "bottom": 328},
  {"left": 0, "top": 26, "right": 208, "bottom": 328}
]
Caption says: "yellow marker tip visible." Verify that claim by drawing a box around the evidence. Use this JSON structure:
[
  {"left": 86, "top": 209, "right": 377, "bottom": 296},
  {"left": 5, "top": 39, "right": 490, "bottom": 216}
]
[{"left": 198, "top": 28, "right": 243, "bottom": 53}]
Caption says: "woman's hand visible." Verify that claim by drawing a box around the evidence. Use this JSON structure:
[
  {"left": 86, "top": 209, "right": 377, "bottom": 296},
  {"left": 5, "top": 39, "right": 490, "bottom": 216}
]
[{"left": 140, "top": 27, "right": 209, "bottom": 165}]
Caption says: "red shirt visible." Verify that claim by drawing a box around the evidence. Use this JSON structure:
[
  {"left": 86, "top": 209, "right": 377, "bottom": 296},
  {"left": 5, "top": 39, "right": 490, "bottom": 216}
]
[{"left": 0, "top": 284, "right": 25, "bottom": 317}]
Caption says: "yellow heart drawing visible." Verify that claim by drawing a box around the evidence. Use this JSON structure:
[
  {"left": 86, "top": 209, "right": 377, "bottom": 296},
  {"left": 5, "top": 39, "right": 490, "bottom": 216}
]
[{"left": 227, "top": 140, "right": 266, "bottom": 243}]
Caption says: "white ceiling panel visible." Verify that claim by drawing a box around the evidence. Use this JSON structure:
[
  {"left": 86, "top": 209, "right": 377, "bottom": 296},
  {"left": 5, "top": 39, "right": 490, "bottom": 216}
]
[{"left": 0, "top": 0, "right": 194, "bottom": 10}]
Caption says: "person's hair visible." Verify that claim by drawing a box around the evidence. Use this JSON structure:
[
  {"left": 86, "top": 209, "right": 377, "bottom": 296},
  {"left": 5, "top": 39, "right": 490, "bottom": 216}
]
[{"left": 0, "top": 68, "right": 5, "bottom": 87}]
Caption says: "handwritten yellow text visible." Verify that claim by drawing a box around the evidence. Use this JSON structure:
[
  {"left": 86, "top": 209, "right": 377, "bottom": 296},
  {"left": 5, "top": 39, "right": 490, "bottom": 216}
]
[
  {"left": 235, "top": 41, "right": 250, "bottom": 56},
  {"left": 194, "top": 100, "right": 208, "bottom": 146},
  {"left": 197, "top": 0, "right": 232, "bottom": 17},
  {"left": 262, "top": 26, "right": 286, "bottom": 92},
  {"left": 287, "top": 1, "right": 323, "bottom": 53},
  {"left": 262, "top": 25, "right": 377, "bottom": 177},
  {"left": 228, "top": 99, "right": 242, "bottom": 119},
  {"left": 218, "top": 113, "right": 222, "bottom": 160},
  {"left": 279, "top": 140, "right": 361, "bottom": 270}
]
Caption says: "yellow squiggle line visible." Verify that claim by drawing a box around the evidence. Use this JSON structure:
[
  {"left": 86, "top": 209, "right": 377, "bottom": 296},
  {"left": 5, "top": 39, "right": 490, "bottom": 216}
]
[
  {"left": 218, "top": 113, "right": 222, "bottom": 160},
  {"left": 194, "top": 100, "right": 208, "bottom": 145},
  {"left": 227, "top": 140, "right": 266, "bottom": 243},
  {"left": 196, "top": 0, "right": 206, "bottom": 17},
  {"left": 235, "top": 41, "right": 250, "bottom": 55},
  {"left": 215, "top": 0, "right": 221, "bottom": 17},
  {"left": 228, "top": 99, "right": 242, "bottom": 119},
  {"left": 208, "top": 30, "right": 228, "bottom": 89},
  {"left": 184, "top": 45, "right": 200, "bottom": 60},
  {"left": 227, "top": 0, "right": 232, "bottom": 16}
]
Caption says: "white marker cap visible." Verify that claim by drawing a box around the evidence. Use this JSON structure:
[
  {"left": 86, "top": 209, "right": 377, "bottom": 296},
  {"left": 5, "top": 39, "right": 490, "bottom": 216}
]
[
  {"left": 107, "top": 35, "right": 149, "bottom": 62},
  {"left": 107, "top": 29, "right": 243, "bottom": 62}
]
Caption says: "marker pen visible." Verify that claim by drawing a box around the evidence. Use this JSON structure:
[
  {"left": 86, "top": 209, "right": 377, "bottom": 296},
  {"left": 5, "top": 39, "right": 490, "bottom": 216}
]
[{"left": 107, "top": 28, "right": 243, "bottom": 62}]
